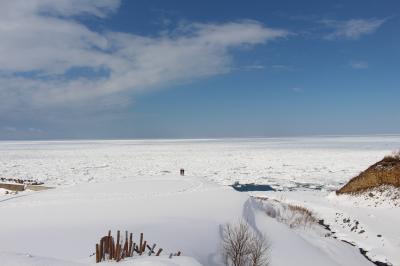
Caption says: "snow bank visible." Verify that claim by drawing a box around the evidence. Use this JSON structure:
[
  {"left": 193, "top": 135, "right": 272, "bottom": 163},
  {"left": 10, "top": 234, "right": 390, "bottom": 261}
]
[
  {"left": 261, "top": 190, "right": 400, "bottom": 265},
  {"left": 0, "top": 252, "right": 200, "bottom": 266},
  {"left": 0, "top": 252, "right": 85, "bottom": 266},
  {"left": 334, "top": 185, "right": 400, "bottom": 207},
  {"left": 98, "top": 256, "right": 202, "bottom": 266},
  {"left": 244, "top": 198, "right": 374, "bottom": 266}
]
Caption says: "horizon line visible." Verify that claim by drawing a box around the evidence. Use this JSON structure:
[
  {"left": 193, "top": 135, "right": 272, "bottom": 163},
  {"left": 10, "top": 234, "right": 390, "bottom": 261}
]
[{"left": 1, "top": 133, "right": 400, "bottom": 143}]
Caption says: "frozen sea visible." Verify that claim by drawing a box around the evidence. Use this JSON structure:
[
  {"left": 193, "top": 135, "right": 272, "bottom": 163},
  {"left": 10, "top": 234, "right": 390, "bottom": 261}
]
[{"left": 1, "top": 135, "right": 400, "bottom": 190}]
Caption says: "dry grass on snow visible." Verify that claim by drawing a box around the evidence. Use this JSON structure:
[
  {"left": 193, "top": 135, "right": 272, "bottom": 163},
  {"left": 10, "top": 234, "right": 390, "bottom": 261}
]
[
  {"left": 337, "top": 151, "right": 400, "bottom": 195},
  {"left": 254, "top": 197, "right": 318, "bottom": 229}
]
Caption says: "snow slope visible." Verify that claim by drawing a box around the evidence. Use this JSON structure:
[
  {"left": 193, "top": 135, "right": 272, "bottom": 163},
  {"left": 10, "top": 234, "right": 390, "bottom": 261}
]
[
  {"left": 0, "top": 175, "right": 374, "bottom": 266},
  {"left": 245, "top": 198, "right": 375, "bottom": 266},
  {"left": 0, "top": 176, "right": 245, "bottom": 265},
  {"left": 259, "top": 190, "right": 400, "bottom": 265}
]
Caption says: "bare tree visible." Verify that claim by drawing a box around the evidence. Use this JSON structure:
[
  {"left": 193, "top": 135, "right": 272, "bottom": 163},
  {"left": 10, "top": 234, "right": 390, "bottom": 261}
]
[
  {"left": 221, "top": 221, "right": 251, "bottom": 266},
  {"left": 249, "top": 232, "right": 270, "bottom": 266},
  {"left": 221, "top": 220, "right": 270, "bottom": 266}
]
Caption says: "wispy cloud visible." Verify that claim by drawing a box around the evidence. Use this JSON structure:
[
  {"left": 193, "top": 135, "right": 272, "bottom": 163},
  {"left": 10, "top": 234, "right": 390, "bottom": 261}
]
[
  {"left": 292, "top": 87, "right": 303, "bottom": 93},
  {"left": 349, "top": 61, "right": 369, "bottom": 69},
  {"left": 271, "top": 64, "right": 294, "bottom": 71},
  {"left": 0, "top": 1, "right": 289, "bottom": 117},
  {"left": 2, "top": 126, "right": 17, "bottom": 132},
  {"left": 321, "top": 18, "right": 386, "bottom": 40},
  {"left": 28, "top": 127, "right": 44, "bottom": 133},
  {"left": 244, "top": 64, "right": 265, "bottom": 70}
]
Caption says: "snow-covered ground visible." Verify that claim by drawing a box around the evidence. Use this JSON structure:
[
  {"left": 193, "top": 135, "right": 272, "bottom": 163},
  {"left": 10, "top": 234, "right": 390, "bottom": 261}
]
[
  {"left": 0, "top": 176, "right": 375, "bottom": 266},
  {"left": 0, "top": 251, "right": 202, "bottom": 266},
  {"left": 1, "top": 136, "right": 399, "bottom": 265}
]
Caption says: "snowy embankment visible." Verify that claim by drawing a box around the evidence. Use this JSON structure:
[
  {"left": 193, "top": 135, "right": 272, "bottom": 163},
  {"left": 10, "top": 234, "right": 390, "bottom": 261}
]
[
  {"left": 0, "top": 175, "right": 374, "bottom": 266},
  {"left": 258, "top": 189, "right": 400, "bottom": 265}
]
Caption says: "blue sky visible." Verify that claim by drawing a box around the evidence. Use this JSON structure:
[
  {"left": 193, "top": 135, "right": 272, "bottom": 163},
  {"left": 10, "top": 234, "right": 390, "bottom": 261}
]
[{"left": 0, "top": 0, "right": 399, "bottom": 139}]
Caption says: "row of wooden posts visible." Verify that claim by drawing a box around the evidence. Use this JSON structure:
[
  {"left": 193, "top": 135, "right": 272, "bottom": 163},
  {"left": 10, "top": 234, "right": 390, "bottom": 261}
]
[
  {"left": 0, "top": 177, "right": 43, "bottom": 185},
  {"left": 95, "top": 230, "right": 181, "bottom": 263}
]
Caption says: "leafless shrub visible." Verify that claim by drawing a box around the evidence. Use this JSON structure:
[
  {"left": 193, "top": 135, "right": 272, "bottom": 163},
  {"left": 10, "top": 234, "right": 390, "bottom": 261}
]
[
  {"left": 221, "top": 220, "right": 270, "bottom": 266},
  {"left": 248, "top": 232, "right": 270, "bottom": 266}
]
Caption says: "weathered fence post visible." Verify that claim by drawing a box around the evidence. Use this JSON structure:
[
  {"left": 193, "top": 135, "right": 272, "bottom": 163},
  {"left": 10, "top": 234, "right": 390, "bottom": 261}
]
[
  {"left": 141, "top": 240, "right": 147, "bottom": 254},
  {"left": 156, "top": 248, "right": 163, "bottom": 256},
  {"left": 128, "top": 233, "right": 133, "bottom": 256},
  {"left": 139, "top": 233, "right": 143, "bottom": 255},
  {"left": 96, "top": 244, "right": 99, "bottom": 263}
]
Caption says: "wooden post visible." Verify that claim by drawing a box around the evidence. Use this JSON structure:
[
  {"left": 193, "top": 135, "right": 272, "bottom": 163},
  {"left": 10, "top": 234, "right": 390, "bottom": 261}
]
[
  {"left": 134, "top": 243, "right": 140, "bottom": 254},
  {"left": 107, "top": 230, "right": 111, "bottom": 254},
  {"left": 139, "top": 233, "right": 143, "bottom": 255},
  {"left": 126, "top": 231, "right": 129, "bottom": 254},
  {"left": 141, "top": 240, "right": 147, "bottom": 254},
  {"left": 116, "top": 244, "right": 121, "bottom": 262},
  {"left": 96, "top": 244, "right": 99, "bottom": 263},
  {"left": 113, "top": 238, "right": 117, "bottom": 260},
  {"left": 124, "top": 230, "right": 128, "bottom": 256},
  {"left": 99, "top": 239, "right": 103, "bottom": 261},
  {"left": 114, "top": 230, "right": 120, "bottom": 260},
  {"left": 131, "top": 243, "right": 136, "bottom": 257},
  {"left": 156, "top": 248, "right": 163, "bottom": 256},
  {"left": 128, "top": 233, "right": 133, "bottom": 257},
  {"left": 110, "top": 237, "right": 115, "bottom": 260},
  {"left": 148, "top": 244, "right": 156, "bottom": 255},
  {"left": 123, "top": 241, "right": 128, "bottom": 258}
]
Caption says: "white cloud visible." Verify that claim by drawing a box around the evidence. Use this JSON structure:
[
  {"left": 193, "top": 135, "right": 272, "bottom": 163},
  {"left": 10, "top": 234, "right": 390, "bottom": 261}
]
[
  {"left": 0, "top": 1, "right": 289, "bottom": 115},
  {"left": 349, "top": 61, "right": 369, "bottom": 69},
  {"left": 322, "top": 18, "right": 385, "bottom": 40}
]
